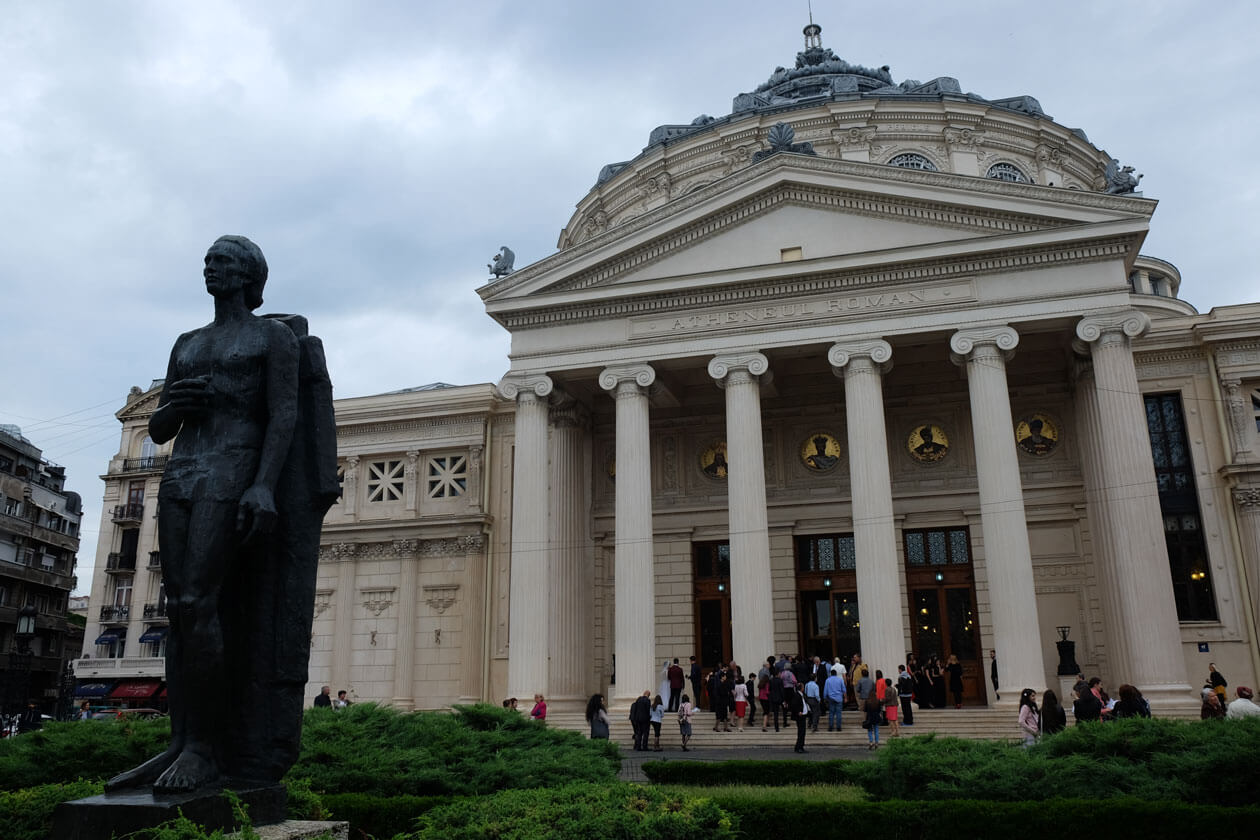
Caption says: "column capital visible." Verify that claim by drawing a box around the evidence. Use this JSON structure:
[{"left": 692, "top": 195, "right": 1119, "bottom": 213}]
[
  {"left": 828, "top": 339, "right": 892, "bottom": 374},
  {"left": 708, "top": 352, "right": 770, "bottom": 387},
  {"left": 949, "top": 325, "right": 1019, "bottom": 363},
  {"left": 1075, "top": 310, "right": 1150, "bottom": 346},
  {"left": 496, "top": 372, "right": 554, "bottom": 401},
  {"left": 1234, "top": 486, "right": 1260, "bottom": 511},
  {"left": 598, "top": 364, "right": 656, "bottom": 392}
]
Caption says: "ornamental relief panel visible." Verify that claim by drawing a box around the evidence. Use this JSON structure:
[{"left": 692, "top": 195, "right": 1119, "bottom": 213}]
[{"left": 318, "top": 534, "right": 485, "bottom": 564}]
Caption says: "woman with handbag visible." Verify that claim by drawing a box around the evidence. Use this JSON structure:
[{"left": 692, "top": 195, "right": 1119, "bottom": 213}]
[{"left": 677, "top": 694, "right": 696, "bottom": 751}]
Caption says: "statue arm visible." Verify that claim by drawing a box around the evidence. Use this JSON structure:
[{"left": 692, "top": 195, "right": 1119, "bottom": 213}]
[
  {"left": 149, "top": 342, "right": 185, "bottom": 444},
  {"left": 237, "top": 324, "right": 300, "bottom": 543}
]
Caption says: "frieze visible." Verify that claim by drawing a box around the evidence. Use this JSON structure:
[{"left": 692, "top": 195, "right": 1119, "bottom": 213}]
[
  {"left": 1133, "top": 349, "right": 1209, "bottom": 379},
  {"left": 633, "top": 282, "right": 973, "bottom": 339},
  {"left": 1032, "top": 563, "right": 1086, "bottom": 578},
  {"left": 319, "top": 534, "right": 485, "bottom": 563},
  {"left": 338, "top": 415, "right": 486, "bottom": 440},
  {"left": 1214, "top": 342, "right": 1260, "bottom": 372},
  {"left": 483, "top": 154, "right": 1147, "bottom": 301}
]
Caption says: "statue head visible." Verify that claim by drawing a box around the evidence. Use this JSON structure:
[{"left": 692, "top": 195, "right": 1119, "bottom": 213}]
[{"left": 209, "top": 235, "right": 269, "bottom": 310}]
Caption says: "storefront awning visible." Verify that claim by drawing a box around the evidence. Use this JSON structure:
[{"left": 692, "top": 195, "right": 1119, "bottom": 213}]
[
  {"left": 108, "top": 680, "right": 162, "bottom": 700},
  {"left": 94, "top": 630, "right": 122, "bottom": 645},
  {"left": 138, "top": 627, "right": 168, "bottom": 644},
  {"left": 74, "top": 682, "right": 115, "bottom": 698}
]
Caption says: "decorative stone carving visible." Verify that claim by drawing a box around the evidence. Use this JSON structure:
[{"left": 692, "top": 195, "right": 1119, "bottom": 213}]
[
  {"left": 598, "top": 364, "right": 657, "bottom": 392},
  {"left": 496, "top": 373, "right": 554, "bottom": 401},
  {"left": 1103, "top": 159, "right": 1142, "bottom": 194},
  {"left": 1075, "top": 311, "right": 1150, "bottom": 347},
  {"left": 1220, "top": 378, "right": 1254, "bottom": 461},
  {"left": 752, "top": 122, "right": 817, "bottom": 162},
  {"left": 708, "top": 352, "right": 770, "bottom": 383},
  {"left": 313, "top": 590, "right": 333, "bottom": 618},
  {"left": 423, "top": 584, "right": 460, "bottom": 614},
  {"left": 828, "top": 339, "right": 893, "bottom": 372},
  {"left": 361, "top": 587, "right": 396, "bottom": 617},
  {"left": 832, "top": 126, "right": 877, "bottom": 147},
  {"left": 1233, "top": 487, "right": 1260, "bottom": 511},
  {"left": 950, "top": 325, "right": 1020, "bottom": 360},
  {"left": 487, "top": 246, "right": 515, "bottom": 278},
  {"left": 945, "top": 127, "right": 984, "bottom": 147}
]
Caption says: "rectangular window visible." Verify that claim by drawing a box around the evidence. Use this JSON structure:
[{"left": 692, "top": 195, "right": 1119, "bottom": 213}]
[
  {"left": 796, "top": 534, "right": 857, "bottom": 572},
  {"left": 1145, "top": 393, "right": 1217, "bottom": 621},
  {"left": 427, "top": 454, "right": 468, "bottom": 498},
  {"left": 904, "top": 527, "right": 971, "bottom": 565}
]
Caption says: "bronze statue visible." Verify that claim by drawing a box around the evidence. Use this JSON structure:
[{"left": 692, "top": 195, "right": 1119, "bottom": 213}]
[{"left": 107, "top": 236, "right": 338, "bottom": 794}]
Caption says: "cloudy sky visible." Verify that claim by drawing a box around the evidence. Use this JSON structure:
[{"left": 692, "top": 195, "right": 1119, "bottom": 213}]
[{"left": 2, "top": 0, "right": 1257, "bottom": 594}]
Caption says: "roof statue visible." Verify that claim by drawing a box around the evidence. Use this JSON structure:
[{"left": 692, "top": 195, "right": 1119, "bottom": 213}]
[
  {"left": 488, "top": 246, "right": 515, "bottom": 278},
  {"left": 752, "top": 122, "right": 818, "bottom": 162},
  {"left": 1104, "top": 159, "right": 1143, "bottom": 194}
]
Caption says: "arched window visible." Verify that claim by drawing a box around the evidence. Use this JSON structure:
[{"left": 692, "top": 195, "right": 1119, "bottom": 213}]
[
  {"left": 887, "top": 153, "right": 937, "bottom": 171},
  {"left": 986, "top": 162, "right": 1029, "bottom": 183}
]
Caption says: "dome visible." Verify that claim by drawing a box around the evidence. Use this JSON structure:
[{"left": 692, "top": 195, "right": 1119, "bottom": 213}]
[{"left": 562, "top": 21, "right": 1128, "bottom": 250}]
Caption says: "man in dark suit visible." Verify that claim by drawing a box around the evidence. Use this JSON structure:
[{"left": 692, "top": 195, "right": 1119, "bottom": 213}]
[
  {"left": 688, "top": 656, "right": 702, "bottom": 710},
  {"left": 629, "top": 690, "right": 652, "bottom": 751}
]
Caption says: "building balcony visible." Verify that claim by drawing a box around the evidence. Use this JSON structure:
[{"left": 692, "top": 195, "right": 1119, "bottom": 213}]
[
  {"left": 121, "top": 455, "right": 168, "bottom": 473},
  {"left": 147, "top": 551, "right": 161, "bottom": 569},
  {"left": 73, "top": 655, "right": 166, "bottom": 680},
  {"left": 142, "top": 602, "right": 168, "bottom": 620},
  {"left": 0, "top": 556, "right": 73, "bottom": 590},
  {"left": 99, "top": 604, "right": 130, "bottom": 622},
  {"left": 111, "top": 503, "right": 145, "bottom": 525},
  {"left": 105, "top": 552, "right": 137, "bottom": 573}
]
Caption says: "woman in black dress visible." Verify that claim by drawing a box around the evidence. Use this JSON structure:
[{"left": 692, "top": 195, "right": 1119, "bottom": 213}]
[
  {"left": 1041, "top": 689, "right": 1067, "bottom": 734},
  {"left": 914, "top": 654, "right": 934, "bottom": 709},
  {"left": 929, "top": 655, "right": 947, "bottom": 708},
  {"left": 946, "top": 654, "right": 964, "bottom": 708}
]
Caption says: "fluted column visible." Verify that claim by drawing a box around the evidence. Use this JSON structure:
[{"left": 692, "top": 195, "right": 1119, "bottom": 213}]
[
  {"left": 330, "top": 543, "right": 358, "bottom": 695},
  {"left": 1075, "top": 311, "right": 1191, "bottom": 705},
  {"left": 497, "top": 373, "right": 554, "bottom": 701},
  {"left": 707, "top": 353, "right": 774, "bottom": 672},
  {"left": 828, "top": 340, "right": 902, "bottom": 676},
  {"left": 548, "top": 396, "right": 593, "bottom": 709},
  {"left": 1072, "top": 359, "right": 1128, "bottom": 676},
  {"left": 599, "top": 365, "right": 657, "bottom": 702},
  {"left": 950, "top": 326, "right": 1047, "bottom": 699},
  {"left": 392, "top": 539, "right": 419, "bottom": 708}
]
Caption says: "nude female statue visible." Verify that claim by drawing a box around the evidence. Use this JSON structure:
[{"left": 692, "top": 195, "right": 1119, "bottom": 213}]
[{"left": 107, "top": 236, "right": 337, "bottom": 794}]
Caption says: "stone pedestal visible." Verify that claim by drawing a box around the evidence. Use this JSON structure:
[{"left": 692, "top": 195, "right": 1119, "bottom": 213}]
[
  {"left": 246, "top": 821, "right": 349, "bottom": 839},
  {"left": 53, "top": 785, "right": 286, "bottom": 840}
]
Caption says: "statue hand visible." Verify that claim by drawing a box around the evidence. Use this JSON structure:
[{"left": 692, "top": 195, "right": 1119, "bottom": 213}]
[
  {"left": 167, "top": 377, "right": 212, "bottom": 419},
  {"left": 237, "top": 485, "right": 278, "bottom": 546}
]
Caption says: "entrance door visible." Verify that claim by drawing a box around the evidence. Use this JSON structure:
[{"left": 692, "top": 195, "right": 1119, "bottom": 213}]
[
  {"left": 799, "top": 590, "right": 860, "bottom": 666},
  {"left": 693, "top": 541, "right": 731, "bottom": 709},
  {"left": 904, "top": 527, "right": 985, "bottom": 705}
]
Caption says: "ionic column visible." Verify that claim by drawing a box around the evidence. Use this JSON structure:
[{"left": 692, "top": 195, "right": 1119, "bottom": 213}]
[
  {"left": 548, "top": 396, "right": 593, "bottom": 709},
  {"left": 950, "top": 326, "right": 1047, "bottom": 699},
  {"left": 828, "top": 340, "right": 902, "bottom": 676},
  {"left": 497, "top": 373, "right": 554, "bottom": 701},
  {"left": 1075, "top": 312, "right": 1191, "bottom": 705},
  {"left": 392, "top": 539, "right": 419, "bottom": 709},
  {"left": 707, "top": 353, "right": 774, "bottom": 672},
  {"left": 598, "top": 365, "right": 656, "bottom": 703},
  {"left": 1072, "top": 358, "right": 1128, "bottom": 675}
]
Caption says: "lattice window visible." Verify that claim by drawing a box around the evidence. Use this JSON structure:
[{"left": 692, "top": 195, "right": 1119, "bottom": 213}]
[
  {"left": 905, "top": 528, "right": 971, "bottom": 566},
  {"left": 987, "top": 162, "right": 1029, "bottom": 183},
  {"left": 426, "top": 455, "right": 467, "bottom": 498},
  {"left": 887, "top": 153, "right": 937, "bottom": 171},
  {"left": 366, "top": 460, "right": 405, "bottom": 502}
]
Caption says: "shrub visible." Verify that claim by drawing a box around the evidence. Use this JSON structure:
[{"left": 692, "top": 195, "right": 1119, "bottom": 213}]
[
  {"left": 320, "top": 792, "right": 448, "bottom": 838},
  {"left": 642, "top": 759, "right": 854, "bottom": 787},
  {"left": 289, "top": 703, "right": 620, "bottom": 797},
  {"left": 0, "top": 718, "right": 171, "bottom": 790},
  {"left": 0, "top": 780, "right": 102, "bottom": 840},
  {"left": 406, "top": 783, "right": 737, "bottom": 840}
]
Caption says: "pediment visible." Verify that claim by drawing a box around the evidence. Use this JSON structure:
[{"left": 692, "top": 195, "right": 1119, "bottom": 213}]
[
  {"left": 481, "top": 154, "right": 1152, "bottom": 319},
  {"left": 117, "top": 388, "right": 162, "bottom": 420}
]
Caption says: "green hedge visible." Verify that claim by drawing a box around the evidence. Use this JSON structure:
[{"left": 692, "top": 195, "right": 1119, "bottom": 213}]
[
  {"left": 320, "top": 792, "right": 448, "bottom": 839},
  {"left": 0, "top": 780, "right": 103, "bottom": 840},
  {"left": 0, "top": 718, "right": 171, "bottom": 790},
  {"left": 646, "top": 718, "right": 1260, "bottom": 807},
  {"left": 405, "top": 783, "right": 737, "bottom": 840}
]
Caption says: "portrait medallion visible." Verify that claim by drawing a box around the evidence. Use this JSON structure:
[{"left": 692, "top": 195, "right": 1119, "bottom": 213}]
[
  {"left": 907, "top": 424, "right": 949, "bottom": 463},
  {"left": 1016, "top": 413, "right": 1059, "bottom": 456},
  {"left": 699, "top": 441, "right": 729, "bottom": 479},
  {"left": 800, "top": 431, "right": 842, "bottom": 472}
]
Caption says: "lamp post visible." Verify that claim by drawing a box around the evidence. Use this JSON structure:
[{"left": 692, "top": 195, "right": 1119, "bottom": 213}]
[{"left": 4, "top": 604, "right": 37, "bottom": 731}]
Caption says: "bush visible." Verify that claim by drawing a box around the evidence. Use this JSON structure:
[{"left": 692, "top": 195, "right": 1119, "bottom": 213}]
[
  {"left": 0, "top": 780, "right": 102, "bottom": 840},
  {"left": 320, "top": 792, "right": 448, "bottom": 838},
  {"left": 406, "top": 783, "right": 737, "bottom": 840},
  {"left": 0, "top": 718, "right": 171, "bottom": 790},
  {"left": 289, "top": 703, "right": 620, "bottom": 797},
  {"left": 647, "top": 719, "right": 1260, "bottom": 808}
]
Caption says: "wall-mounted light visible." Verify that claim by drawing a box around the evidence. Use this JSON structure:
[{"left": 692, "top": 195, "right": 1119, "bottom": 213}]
[
  {"left": 935, "top": 572, "right": 944, "bottom": 582},
  {"left": 823, "top": 577, "right": 831, "bottom": 588},
  {"left": 717, "top": 582, "right": 726, "bottom": 592}
]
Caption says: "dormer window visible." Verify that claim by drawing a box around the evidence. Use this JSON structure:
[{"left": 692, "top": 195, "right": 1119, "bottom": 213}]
[
  {"left": 986, "top": 162, "right": 1029, "bottom": 183},
  {"left": 887, "top": 153, "right": 937, "bottom": 171}
]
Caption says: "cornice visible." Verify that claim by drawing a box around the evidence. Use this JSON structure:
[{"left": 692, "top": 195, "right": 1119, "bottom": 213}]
[
  {"left": 318, "top": 534, "right": 486, "bottom": 562},
  {"left": 495, "top": 237, "right": 1131, "bottom": 330},
  {"left": 337, "top": 414, "right": 486, "bottom": 441},
  {"left": 479, "top": 152, "right": 1151, "bottom": 305}
]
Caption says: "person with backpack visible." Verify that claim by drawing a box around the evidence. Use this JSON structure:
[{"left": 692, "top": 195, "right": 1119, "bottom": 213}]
[{"left": 677, "top": 694, "right": 695, "bottom": 751}]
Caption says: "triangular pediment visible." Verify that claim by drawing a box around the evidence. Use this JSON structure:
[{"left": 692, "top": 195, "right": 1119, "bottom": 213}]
[
  {"left": 481, "top": 154, "right": 1151, "bottom": 321},
  {"left": 117, "top": 388, "right": 163, "bottom": 421}
]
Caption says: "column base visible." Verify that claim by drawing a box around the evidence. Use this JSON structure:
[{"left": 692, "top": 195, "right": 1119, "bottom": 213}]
[{"left": 1138, "top": 683, "right": 1199, "bottom": 714}]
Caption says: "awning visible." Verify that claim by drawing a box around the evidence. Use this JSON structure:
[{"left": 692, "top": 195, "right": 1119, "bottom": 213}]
[
  {"left": 138, "top": 627, "right": 168, "bottom": 644},
  {"left": 74, "top": 682, "right": 115, "bottom": 698},
  {"left": 94, "top": 630, "right": 122, "bottom": 645},
  {"left": 108, "top": 680, "right": 162, "bottom": 700}
]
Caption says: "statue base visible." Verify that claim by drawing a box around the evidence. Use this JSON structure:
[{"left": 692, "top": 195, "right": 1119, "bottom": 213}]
[{"left": 52, "top": 783, "right": 287, "bottom": 840}]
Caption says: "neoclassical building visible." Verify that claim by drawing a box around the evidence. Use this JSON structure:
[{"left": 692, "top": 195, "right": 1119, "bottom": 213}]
[{"left": 82, "top": 25, "right": 1260, "bottom": 714}]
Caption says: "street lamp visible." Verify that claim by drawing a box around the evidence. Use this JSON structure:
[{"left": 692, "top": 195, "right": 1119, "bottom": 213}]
[{"left": 5, "top": 604, "right": 38, "bottom": 722}]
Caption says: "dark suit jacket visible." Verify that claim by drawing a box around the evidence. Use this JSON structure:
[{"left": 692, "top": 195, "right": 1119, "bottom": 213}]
[{"left": 629, "top": 696, "right": 651, "bottom": 724}]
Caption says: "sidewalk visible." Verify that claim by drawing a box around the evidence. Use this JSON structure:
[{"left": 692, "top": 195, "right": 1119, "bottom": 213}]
[{"left": 617, "top": 741, "right": 879, "bottom": 782}]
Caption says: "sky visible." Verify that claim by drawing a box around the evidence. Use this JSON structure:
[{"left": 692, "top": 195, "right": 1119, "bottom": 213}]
[{"left": 2, "top": 0, "right": 1258, "bottom": 596}]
